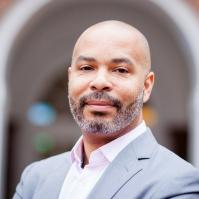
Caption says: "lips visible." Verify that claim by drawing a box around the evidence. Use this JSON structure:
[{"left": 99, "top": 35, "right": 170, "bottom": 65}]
[
  {"left": 86, "top": 100, "right": 113, "bottom": 106},
  {"left": 85, "top": 100, "right": 115, "bottom": 111}
]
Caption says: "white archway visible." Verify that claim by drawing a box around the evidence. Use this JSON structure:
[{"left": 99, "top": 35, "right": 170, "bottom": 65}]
[
  {"left": 1, "top": 0, "right": 199, "bottom": 198},
  {"left": 152, "top": 0, "right": 199, "bottom": 168},
  {"left": 0, "top": 1, "right": 53, "bottom": 198}
]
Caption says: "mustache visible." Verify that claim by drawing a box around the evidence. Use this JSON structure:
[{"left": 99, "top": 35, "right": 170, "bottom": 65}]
[{"left": 79, "top": 92, "right": 122, "bottom": 110}]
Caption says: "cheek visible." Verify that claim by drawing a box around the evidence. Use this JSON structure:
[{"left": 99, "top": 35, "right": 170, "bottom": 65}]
[
  {"left": 68, "top": 76, "right": 90, "bottom": 98},
  {"left": 115, "top": 82, "right": 143, "bottom": 103},
  {"left": 119, "top": 90, "right": 134, "bottom": 104}
]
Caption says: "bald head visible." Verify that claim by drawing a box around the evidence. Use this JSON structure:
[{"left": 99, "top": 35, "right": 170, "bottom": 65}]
[{"left": 72, "top": 20, "right": 151, "bottom": 70}]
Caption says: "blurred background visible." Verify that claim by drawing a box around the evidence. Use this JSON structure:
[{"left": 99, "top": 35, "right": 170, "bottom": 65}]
[{"left": 1, "top": 0, "right": 199, "bottom": 198}]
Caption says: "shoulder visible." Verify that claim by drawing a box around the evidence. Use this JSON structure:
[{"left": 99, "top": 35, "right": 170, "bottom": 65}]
[
  {"left": 22, "top": 151, "right": 71, "bottom": 180},
  {"left": 13, "top": 152, "right": 71, "bottom": 199},
  {"left": 27, "top": 152, "right": 71, "bottom": 173},
  {"left": 156, "top": 144, "right": 197, "bottom": 173},
  {"left": 150, "top": 145, "right": 199, "bottom": 198}
]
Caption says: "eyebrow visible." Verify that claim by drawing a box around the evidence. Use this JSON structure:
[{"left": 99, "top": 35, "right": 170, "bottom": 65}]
[
  {"left": 111, "top": 58, "right": 134, "bottom": 66},
  {"left": 75, "top": 56, "right": 134, "bottom": 66},
  {"left": 76, "top": 56, "right": 96, "bottom": 62}
]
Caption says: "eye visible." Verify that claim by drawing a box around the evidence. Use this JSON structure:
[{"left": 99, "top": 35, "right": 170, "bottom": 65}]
[
  {"left": 113, "top": 67, "right": 129, "bottom": 74},
  {"left": 80, "top": 65, "right": 94, "bottom": 71}
]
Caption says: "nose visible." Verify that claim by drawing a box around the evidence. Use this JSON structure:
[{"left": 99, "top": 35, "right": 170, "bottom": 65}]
[{"left": 89, "top": 69, "right": 113, "bottom": 91}]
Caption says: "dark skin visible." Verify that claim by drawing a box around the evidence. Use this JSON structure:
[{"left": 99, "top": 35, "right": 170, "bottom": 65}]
[{"left": 68, "top": 21, "right": 155, "bottom": 166}]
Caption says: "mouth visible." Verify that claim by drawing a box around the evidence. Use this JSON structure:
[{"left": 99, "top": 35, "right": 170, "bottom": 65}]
[{"left": 85, "top": 100, "right": 115, "bottom": 111}]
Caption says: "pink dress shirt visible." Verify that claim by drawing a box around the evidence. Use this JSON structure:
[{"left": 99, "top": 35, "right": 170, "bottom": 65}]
[{"left": 58, "top": 121, "right": 147, "bottom": 199}]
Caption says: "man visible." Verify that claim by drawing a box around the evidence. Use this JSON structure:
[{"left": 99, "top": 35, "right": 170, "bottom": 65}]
[{"left": 13, "top": 20, "right": 199, "bottom": 199}]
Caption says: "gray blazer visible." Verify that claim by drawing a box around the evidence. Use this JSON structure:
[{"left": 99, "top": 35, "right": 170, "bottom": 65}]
[{"left": 13, "top": 130, "right": 199, "bottom": 199}]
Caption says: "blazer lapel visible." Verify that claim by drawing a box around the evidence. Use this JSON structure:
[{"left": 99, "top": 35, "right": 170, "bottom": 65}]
[{"left": 87, "top": 129, "right": 158, "bottom": 199}]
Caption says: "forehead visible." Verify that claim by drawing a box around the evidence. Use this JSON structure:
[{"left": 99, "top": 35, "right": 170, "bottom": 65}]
[{"left": 73, "top": 30, "right": 143, "bottom": 64}]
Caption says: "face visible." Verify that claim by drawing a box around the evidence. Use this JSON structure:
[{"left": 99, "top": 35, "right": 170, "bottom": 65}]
[{"left": 68, "top": 28, "right": 154, "bottom": 135}]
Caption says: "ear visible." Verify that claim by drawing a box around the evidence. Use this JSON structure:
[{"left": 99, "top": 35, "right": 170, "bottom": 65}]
[{"left": 143, "top": 71, "right": 155, "bottom": 103}]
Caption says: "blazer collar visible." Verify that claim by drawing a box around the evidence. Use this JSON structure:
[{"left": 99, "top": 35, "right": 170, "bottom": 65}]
[{"left": 87, "top": 128, "right": 158, "bottom": 199}]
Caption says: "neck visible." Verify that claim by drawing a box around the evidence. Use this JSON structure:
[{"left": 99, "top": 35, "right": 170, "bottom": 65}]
[{"left": 81, "top": 116, "right": 143, "bottom": 167}]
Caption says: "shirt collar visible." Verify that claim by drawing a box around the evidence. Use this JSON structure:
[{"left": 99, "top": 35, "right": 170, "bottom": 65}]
[
  {"left": 100, "top": 121, "right": 147, "bottom": 162},
  {"left": 70, "top": 121, "right": 147, "bottom": 165},
  {"left": 70, "top": 136, "right": 83, "bottom": 166}
]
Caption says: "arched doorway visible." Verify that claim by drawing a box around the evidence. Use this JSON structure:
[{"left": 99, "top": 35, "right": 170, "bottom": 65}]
[{"left": 1, "top": 0, "right": 199, "bottom": 198}]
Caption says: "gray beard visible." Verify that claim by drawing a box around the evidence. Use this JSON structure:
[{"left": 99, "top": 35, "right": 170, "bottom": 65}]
[{"left": 68, "top": 91, "right": 144, "bottom": 135}]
